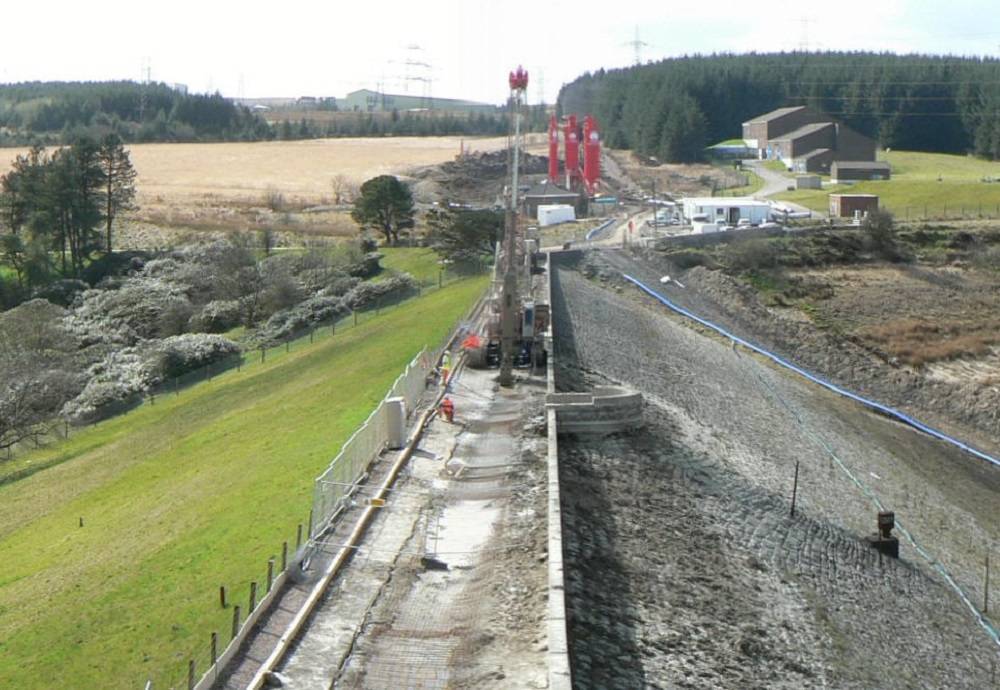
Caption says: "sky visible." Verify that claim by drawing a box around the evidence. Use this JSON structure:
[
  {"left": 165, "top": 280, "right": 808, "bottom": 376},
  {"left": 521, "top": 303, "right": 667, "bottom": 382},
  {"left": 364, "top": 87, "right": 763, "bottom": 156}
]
[{"left": 2, "top": 1, "right": 999, "bottom": 106}]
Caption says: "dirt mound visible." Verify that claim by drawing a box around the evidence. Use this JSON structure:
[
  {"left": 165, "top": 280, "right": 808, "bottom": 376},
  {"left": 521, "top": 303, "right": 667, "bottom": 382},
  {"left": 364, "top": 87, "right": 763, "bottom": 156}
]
[{"left": 409, "top": 149, "right": 550, "bottom": 205}]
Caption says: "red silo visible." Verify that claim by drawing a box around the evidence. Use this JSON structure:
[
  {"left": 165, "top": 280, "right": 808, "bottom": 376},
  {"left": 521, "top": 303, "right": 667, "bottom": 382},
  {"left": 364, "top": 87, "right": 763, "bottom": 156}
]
[
  {"left": 564, "top": 115, "right": 580, "bottom": 188},
  {"left": 548, "top": 115, "right": 560, "bottom": 182},
  {"left": 583, "top": 115, "right": 601, "bottom": 193}
]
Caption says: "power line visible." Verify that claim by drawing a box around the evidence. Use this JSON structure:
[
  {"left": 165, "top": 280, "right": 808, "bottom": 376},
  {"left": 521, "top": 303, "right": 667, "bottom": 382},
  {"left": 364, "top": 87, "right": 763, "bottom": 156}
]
[{"left": 623, "top": 26, "right": 648, "bottom": 66}]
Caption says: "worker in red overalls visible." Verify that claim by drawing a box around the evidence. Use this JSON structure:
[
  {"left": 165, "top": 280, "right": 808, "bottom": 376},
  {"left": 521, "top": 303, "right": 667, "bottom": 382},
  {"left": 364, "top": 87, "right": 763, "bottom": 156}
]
[{"left": 439, "top": 396, "right": 455, "bottom": 423}]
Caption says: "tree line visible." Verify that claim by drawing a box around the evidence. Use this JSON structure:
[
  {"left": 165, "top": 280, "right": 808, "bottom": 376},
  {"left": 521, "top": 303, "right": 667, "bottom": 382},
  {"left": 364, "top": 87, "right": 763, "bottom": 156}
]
[
  {"left": 270, "top": 105, "right": 550, "bottom": 140},
  {"left": 0, "top": 81, "right": 550, "bottom": 146},
  {"left": 0, "top": 81, "right": 271, "bottom": 145},
  {"left": 557, "top": 52, "right": 1000, "bottom": 163}
]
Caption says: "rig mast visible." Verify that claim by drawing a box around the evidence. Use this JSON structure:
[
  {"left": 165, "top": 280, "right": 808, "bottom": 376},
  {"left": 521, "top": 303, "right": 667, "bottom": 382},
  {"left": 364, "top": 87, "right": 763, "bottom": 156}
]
[{"left": 498, "top": 65, "right": 529, "bottom": 387}]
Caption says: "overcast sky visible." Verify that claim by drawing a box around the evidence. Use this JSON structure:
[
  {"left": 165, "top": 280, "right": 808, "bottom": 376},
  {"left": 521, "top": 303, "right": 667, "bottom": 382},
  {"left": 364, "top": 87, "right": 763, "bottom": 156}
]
[{"left": 2, "top": 1, "right": 998, "bottom": 105}]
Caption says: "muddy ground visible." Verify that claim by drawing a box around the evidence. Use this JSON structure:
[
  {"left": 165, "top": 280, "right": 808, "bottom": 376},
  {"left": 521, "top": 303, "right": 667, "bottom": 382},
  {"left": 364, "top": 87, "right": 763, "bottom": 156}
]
[{"left": 549, "top": 247, "right": 1000, "bottom": 688}]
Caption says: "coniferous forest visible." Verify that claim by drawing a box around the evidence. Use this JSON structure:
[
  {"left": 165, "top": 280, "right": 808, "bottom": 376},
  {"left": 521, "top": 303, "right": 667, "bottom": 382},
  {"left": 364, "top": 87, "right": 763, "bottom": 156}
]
[
  {"left": 7, "top": 53, "right": 1000, "bottom": 161},
  {"left": 557, "top": 52, "right": 1000, "bottom": 163},
  {"left": 0, "top": 81, "right": 543, "bottom": 146},
  {"left": 0, "top": 81, "right": 273, "bottom": 145}
]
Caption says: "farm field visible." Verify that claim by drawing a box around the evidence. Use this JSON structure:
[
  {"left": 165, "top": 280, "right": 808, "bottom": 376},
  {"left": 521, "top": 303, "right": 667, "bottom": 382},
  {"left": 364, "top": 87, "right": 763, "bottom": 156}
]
[{"left": 1, "top": 134, "right": 550, "bottom": 211}]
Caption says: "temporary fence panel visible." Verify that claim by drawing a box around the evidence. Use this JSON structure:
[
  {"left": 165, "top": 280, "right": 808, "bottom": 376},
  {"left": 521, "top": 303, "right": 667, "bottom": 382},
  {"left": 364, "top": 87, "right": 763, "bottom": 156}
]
[{"left": 309, "top": 348, "right": 435, "bottom": 541}]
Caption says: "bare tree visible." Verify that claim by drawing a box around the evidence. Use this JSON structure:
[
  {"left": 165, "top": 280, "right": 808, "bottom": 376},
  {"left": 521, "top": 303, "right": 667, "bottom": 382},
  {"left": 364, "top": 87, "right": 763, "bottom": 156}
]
[
  {"left": 0, "top": 300, "right": 79, "bottom": 455},
  {"left": 331, "top": 174, "right": 353, "bottom": 205}
]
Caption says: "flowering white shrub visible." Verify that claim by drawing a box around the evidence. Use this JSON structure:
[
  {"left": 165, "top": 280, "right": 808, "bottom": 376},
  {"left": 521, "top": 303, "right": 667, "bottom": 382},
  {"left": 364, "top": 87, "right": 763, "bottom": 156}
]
[
  {"left": 248, "top": 294, "right": 351, "bottom": 346},
  {"left": 345, "top": 273, "right": 418, "bottom": 310},
  {"left": 149, "top": 334, "right": 242, "bottom": 379},
  {"left": 21, "top": 237, "right": 406, "bottom": 431},
  {"left": 62, "top": 349, "right": 156, "bottom": 423},
  {"left": 31, "top": 279, "right": 89, "bottom": 307},
  {"left": 191, "top": 300, "right": 244, "bottom": 333},
  {"left": 61, "top": 334, "right": 240, "bottom": 423},
  {"left": 65, "top": 277, "right": 194, "bottom": 345}
]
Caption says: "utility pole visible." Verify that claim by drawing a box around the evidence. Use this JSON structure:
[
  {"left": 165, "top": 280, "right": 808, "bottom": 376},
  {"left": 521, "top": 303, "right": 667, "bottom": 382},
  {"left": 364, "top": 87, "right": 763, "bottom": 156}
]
[{"left": 651, "top": 178, "right": 657, "bottom": 231}]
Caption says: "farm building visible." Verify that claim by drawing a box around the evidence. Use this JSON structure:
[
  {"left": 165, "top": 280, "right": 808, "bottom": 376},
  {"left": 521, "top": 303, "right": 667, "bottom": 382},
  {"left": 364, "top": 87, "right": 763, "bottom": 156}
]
[
  {"left": 831, "top": 161, "right": 892, "bottom": 183},
  {"left": 681, "top": 197, "right": 773, "bottom": 226},
  {"left": 742, "top": 106, "right": 876, "bottom": 173},
  {"left": 743, "top": 106, "right": 829, "bottom": 150},
  {"left": 796, "top": 175, "right": 823, "bottom": 190},
  {"left": 830, "top": 193, "right": 879, "bottom": 218}
]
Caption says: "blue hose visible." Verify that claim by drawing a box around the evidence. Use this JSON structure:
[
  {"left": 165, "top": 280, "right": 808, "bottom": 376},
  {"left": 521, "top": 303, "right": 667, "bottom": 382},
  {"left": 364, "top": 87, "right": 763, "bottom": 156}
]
[
  {"left": 623, "top": 273, "right": 1000, "bottom": 470},
  {"left": 585, "top": 219, "right": 617, "bottom": 241}
]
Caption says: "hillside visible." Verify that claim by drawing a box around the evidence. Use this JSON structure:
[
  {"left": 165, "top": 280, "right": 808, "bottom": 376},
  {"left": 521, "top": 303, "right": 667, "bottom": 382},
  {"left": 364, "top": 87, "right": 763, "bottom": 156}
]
[
  {"left": 0, "top": 272, "right": 486, "bottom": 689},
  {"left": 552, "top": 247, "right": 1000, "bottom": 688},
  {"left": 559, "top": 52, "right": 1000, "bottom": 163}
]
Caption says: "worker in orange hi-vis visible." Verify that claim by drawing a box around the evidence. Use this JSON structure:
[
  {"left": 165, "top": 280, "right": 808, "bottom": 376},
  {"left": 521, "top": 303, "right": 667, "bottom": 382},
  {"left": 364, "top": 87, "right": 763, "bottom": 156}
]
[{"left": 439, "top": 396, "right": 455, "bottom": 423}]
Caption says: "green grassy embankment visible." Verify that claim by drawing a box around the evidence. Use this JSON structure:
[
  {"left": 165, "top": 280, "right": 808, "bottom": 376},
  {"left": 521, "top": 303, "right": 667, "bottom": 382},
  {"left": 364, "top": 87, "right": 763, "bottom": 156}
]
[
  {"left": 773, "top": 150, "right": 1000, "bottom": 219},
  {"left": 0, "top": 261, "right": 487, "bottom": 689}
]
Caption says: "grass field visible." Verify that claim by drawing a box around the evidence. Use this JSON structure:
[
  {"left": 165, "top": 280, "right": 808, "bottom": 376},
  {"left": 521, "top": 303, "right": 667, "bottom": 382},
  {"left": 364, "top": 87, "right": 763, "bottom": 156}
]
[
  {"left": 0, "top": 267, "right": 487, "bottom": 689},
  {"left": 774, "top": 150, "right": 1000, "bottom": 219}
]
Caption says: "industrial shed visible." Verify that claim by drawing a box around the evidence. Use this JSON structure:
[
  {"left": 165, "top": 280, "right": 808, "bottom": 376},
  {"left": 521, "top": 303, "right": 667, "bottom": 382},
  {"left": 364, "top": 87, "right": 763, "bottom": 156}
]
[
  {"left": 830, "top": 193, "right": 879, "bottom": 218},
  {"left": 524, "top": 180, "right": 585, "bottom": 219},
  {"left": 831, "top": 161, "right": 892, "bottom": 183},
  {"left": 742, "top": 106, "right": 876, "bottom": 173},
  {"left": 796, "top": 175, "right": 823, "bottom": 190},
  {"left": 341, "top": 89, "right": 497, "bottom": 113}
]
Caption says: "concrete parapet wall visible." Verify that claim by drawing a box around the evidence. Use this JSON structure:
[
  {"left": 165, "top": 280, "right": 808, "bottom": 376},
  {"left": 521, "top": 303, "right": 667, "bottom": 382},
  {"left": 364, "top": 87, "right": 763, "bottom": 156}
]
[
  {"left": 547, "top": 386, "right": 643, "bottom": 435},
  {"left": 545, "top": 254, "right": 573, "bottom": 690}
]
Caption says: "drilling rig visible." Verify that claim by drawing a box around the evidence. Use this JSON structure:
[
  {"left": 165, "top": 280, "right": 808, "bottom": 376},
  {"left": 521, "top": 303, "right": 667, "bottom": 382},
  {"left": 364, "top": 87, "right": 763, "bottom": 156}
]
[{"left": 497, "top": 65, "right": 529, "bottom": 387}]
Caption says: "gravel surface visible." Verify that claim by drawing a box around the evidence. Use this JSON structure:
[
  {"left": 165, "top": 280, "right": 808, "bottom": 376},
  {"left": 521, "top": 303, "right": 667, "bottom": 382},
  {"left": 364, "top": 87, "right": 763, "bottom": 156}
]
[{"left": 551, "top": 248, "right": 1000, "bottom": 689}]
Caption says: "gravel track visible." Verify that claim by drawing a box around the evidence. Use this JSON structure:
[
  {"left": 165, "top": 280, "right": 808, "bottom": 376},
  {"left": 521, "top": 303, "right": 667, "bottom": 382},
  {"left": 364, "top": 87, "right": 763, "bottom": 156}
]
[{"left": 551, "top": 249, "right": 1000, "bottom": 689}]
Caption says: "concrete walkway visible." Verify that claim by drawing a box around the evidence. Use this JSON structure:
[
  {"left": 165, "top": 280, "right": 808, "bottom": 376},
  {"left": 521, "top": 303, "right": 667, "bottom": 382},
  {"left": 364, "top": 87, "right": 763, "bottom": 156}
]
[{"left": 213, "top": 359, "right": 554, "bottom": 689}]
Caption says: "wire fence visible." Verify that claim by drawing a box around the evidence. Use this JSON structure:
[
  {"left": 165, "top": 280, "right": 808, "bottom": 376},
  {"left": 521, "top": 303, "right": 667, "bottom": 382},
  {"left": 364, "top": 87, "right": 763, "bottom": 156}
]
[
  {"left": 885, "top": 203, "right": 1000, "bottom": 222},
  {"left": 142, "top": 280, "right": 483, "bottom": 690},
  {"left": 54, "top": 272, "right": 462, "bottom": 432},
  {"left": 166, "top": 529, "right": 306, "bottom": 690}
]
